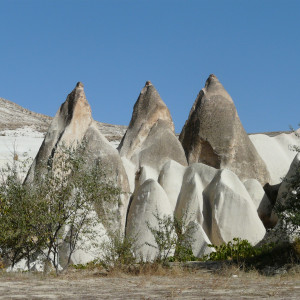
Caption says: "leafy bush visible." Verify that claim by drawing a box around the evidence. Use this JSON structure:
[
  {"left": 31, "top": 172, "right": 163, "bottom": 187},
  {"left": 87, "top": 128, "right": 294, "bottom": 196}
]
[
  {"left": 0, "top": 256, "right": 5, "bottom": 269},
  {"left": 292, "top": 237, "right": 300, "bottom": 257},
  {"left": 172, "top": 216, "right": 197, "bottom": 262},
  {"left": 146, "top": 213, "right": 177, "bottom": 263},
  {"left": 246, "top": 241, "right": 300, "bottom": 271},
  {"left": 0, "top": 165, "right": 48, "bottom": 269},
  {"left": 146, "top": 211, "right": 197, "bottom": 264},
  {"left": 99, "top": 230, "right": 139, "bottom": 270},
  {"left": 203, "top": 238, "right": 275, "bottom": 264}
]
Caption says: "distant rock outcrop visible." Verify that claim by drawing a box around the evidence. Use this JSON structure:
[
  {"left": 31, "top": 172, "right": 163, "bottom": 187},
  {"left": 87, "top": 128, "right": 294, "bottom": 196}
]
[
  {"left": 179, "top": 74, "right": 270, "bottom": 186},
  {"left": 0, "top": 96, "right": 127, "bottom": 145},
  {"left": 0, "top": 97, "right": 51, "bottom": 132},
  {"left": 118, "top": 81, "right": 187, "bottom": 177}
]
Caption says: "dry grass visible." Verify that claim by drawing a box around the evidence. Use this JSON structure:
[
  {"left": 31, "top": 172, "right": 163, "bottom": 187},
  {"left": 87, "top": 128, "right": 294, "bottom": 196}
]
[{"left": 1, "top": 264, "right": 300, "bottom": 299}]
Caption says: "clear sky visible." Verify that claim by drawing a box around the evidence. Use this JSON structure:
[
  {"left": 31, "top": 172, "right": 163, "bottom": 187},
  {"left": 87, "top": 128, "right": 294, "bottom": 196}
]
[{"left": 0, "top": 0, "right": 299, "bottom": 133}]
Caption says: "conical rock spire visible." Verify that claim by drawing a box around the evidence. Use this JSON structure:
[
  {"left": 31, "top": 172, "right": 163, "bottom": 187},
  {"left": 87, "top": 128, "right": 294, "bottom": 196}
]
[
  {"left": 179, "top": 74, "right": 270, "bottom": 185},
  {"left": 118, "top": 81, "right": 175, "bottom": 158},
  {"left": 25, "top": 82, "right": 93, "bottom": 181},
  {"left": 118, "top": 81, "right": 187, "bottom": 174},
  {"left": 25, "top": 82, "right": 130, "bottom": 231}
]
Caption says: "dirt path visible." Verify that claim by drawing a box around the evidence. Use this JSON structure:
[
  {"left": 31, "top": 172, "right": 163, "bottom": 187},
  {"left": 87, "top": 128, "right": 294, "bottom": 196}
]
[{"left": 1, "top": 269, "right": 300, "bottom": 299}]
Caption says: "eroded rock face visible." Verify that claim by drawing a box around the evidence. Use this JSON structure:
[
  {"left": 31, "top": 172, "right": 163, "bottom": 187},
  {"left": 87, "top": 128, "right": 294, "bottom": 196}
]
[
  {"left": 158, "top": 161, "right": 266, "bottom": 254},
  {"left": 179, "top": 74, "right": 270, "bottom": 186},
  {"left": 174, "top": 163, "right": 218, "bottom": 234},
  {"left": 276, "top": 152, "right": 300, "bottom": 204},
  {"left": 189, "top": 221, "right": 214, "bottom": 257},
  {"left": 205, "top": 169, "right": 266, "bottom": 245},
  {"left": 118, "top": 81, "right": 174, "bottom": 158},
  {"left": 249, "top": 130, "right": 300, "bottom": 185},
  {"left": 158, "top": 160, "right": 187, "bottom": 212},
  {"left": 118, "top": 81, "right": 187, "bottom": 175},
  {"left": 126, "top": 179, "right": 173, "bottom": 260},
  {"left": 244, "top": 179, "right": 275, "bottom": 228},
  {"left": 81, "top": 122, "right": 130, "bottom": 229}
]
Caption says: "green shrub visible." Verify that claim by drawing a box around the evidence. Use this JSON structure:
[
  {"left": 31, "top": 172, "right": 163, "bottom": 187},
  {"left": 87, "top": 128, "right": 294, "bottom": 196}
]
[
  {"left": 247, "top": 241, "right": 299, "bottom": 270},
  {"left": 203, "top": 238, "right": 275, "bottom": 264},
  {"left": 172, "top": 216, "right": 197, "bottom": 262},
  {"left": 146, "top": 210, "right": 197, "bottom": 264},
  {"left": 98, "top": 230, "right": 139, "bottom": 270}
]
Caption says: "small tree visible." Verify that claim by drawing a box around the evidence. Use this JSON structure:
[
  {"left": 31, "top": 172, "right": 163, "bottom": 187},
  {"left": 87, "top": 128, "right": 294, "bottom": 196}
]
[
  {"left": 146, "top": 212, "right": 177, "bottom": 263},
  {"left": 173, "top": 214, "right": 197, "bottom": 262},
  {"left": 0, "top": 142, "right": 121, "bottom": 273},
  {"left": 146, "top": 210, "right": 196, "bottom": 264},
  {"left": 0, "top": 154, "right": 46, "bottom": 269},
  {"left": 99, "top": 230, "right": 139, "bottom": 270}
]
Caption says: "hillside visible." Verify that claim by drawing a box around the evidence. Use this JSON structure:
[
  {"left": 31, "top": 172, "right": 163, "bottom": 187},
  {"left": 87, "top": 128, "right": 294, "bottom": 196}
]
[{"left": 0, "top": 97, "right": 127, "bottom": 144}]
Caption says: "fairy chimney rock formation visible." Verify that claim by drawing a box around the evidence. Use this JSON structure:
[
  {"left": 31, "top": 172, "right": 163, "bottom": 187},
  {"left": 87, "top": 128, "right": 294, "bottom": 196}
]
[
  {"left": 25, "top": 82, "right": 130, "bottom": 229},
  {"left": 179, "top": 74, "right": 270, "bottom": 186},
  {"left": 25, "top": 82, "right": 93, "bottom": 181},
  {"left": 118, "top": 81, "right": 187, "bottom": 174},
  {"left": 118, "top": 81, "right": 175, "bottom": 157}
]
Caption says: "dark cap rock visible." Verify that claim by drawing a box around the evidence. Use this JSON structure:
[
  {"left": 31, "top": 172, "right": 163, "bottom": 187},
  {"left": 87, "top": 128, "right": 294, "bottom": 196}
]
[{"left": 76, "top": 82, "right": 84, "bottom": 88}]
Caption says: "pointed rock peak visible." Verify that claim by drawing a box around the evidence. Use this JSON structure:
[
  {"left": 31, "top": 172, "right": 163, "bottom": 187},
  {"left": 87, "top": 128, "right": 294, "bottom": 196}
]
[
  {"left": 25, "top": 82, "right": 93, "bottom": 183},
  {"left": 140, "top": 80, "right": 157, "bottom": 95},
  {"left": 118, "top": 80, "right": 176, "bottom": 160},
  {"left": 66, "top": 82, "right": 89, "bottom": 107},
  {"left": 204, "top": 74, "right": 223, "bottom": 91},
  {"left": 64, "top": 82, "right": 92, "bottom": 121},
  {"left": 52, "top": 81, "right": 93, "bottom": 146},
  {"left": 76, "top": 81, "right": 84, "bottom": 88},
  {"left": 132, "top": 81, "right": 173, "bottom": 128},
  {"left": 206, "top": 74, "right": 217, "bottom": 83}
]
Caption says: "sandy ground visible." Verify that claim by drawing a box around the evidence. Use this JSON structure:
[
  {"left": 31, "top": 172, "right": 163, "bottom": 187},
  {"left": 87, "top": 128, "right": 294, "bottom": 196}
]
[{"left": 1, "top": 268, "right": 300, "bottom": 299}]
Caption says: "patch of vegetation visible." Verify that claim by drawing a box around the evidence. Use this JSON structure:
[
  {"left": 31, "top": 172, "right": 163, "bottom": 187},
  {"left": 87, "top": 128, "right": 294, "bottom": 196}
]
[
  {"left": 0, "top": 142, "right": 121, "bottom": 274},
  {"left": 202, "top": 237, "right": 300, "bottom": 274},
  {"left": 98, "top": 230, "right": 139, "bottom": 271},
  {"left": 247, "top": 239, "right": 300, "bottom": 271},
  {"left": 203, "top": 238, "right": 274, "bottom": 263},
  {"left": 146, "top": 210, "right": 197, "bottom": 264}
]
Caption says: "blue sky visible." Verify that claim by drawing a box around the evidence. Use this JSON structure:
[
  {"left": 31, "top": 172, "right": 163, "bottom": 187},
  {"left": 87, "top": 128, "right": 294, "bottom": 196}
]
[{"left": 0, "top": 0, "right": 299, "bottom": 133}]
